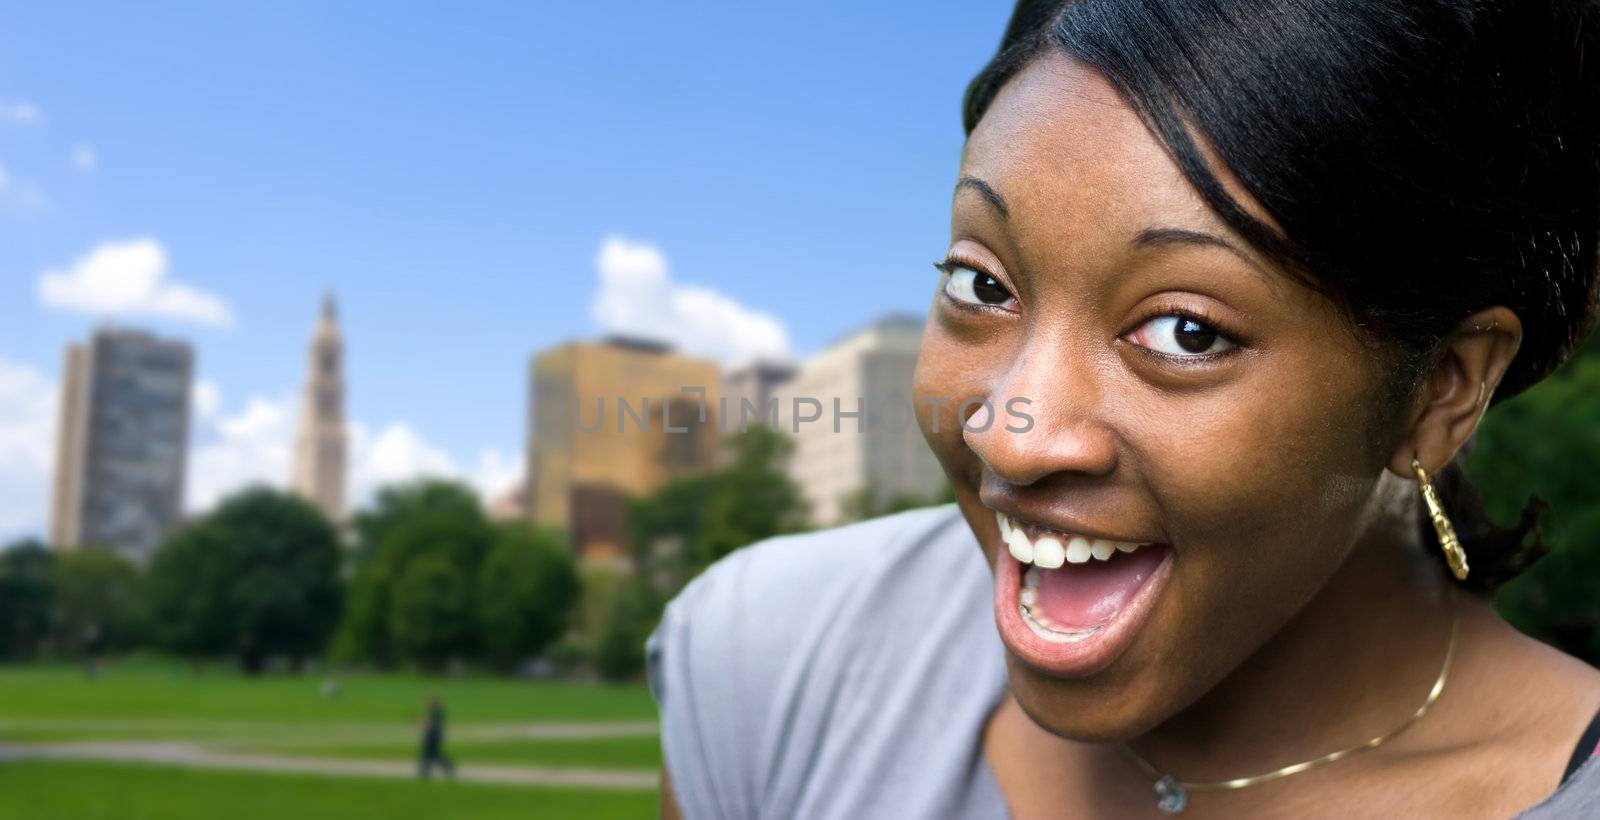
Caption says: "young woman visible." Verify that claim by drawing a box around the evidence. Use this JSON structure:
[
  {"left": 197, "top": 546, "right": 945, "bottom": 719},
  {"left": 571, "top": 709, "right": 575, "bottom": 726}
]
[{"left": 649, "top": 1, "right": 1600, "bottom": 816}]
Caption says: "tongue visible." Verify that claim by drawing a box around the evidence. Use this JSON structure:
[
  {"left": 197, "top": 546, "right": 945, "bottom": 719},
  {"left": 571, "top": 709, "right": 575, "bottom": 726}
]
[{"left": 1034, "top": 545, "right": 1167, "bottom": 630}]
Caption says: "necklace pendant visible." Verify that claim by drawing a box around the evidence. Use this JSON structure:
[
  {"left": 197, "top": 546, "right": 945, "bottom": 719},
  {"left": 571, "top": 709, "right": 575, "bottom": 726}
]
[{"left": 1154, "top": 775, "right": 1188, "bottom": 814}]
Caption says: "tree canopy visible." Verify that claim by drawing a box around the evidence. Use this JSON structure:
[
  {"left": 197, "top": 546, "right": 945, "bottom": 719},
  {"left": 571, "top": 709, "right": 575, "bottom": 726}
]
[
  {"left": 0, "top": 540, "right": 54, "bottom": 660},
  {"left": 143, "top": 486, "right": 342, "bottom": 672},
  {"left": 51, "top": 548, "right": 140, "bottom": 658},
  {"left": 477, "top": 524, "right": 581, "bottom": 671},
  {"left": 334, "top": 479, "right": 577, "bottom": 671},
  {"left": 1471, "top": 349, "right": 1600, "bottom": 664},
  {"left": 629, "top": 426, "right": 810, "bottom": 590}
]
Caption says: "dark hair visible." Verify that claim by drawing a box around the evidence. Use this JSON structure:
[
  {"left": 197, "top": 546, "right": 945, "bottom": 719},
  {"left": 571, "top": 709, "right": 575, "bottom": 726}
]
[{"left": 964, "top": 0, "right": 1600, "bottom": 592}]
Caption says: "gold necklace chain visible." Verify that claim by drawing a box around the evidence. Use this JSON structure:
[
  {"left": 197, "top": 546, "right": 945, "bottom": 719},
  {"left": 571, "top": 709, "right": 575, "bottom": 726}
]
[{"left": 1118, "top": 600, "right": 1461, "bottom": 814}]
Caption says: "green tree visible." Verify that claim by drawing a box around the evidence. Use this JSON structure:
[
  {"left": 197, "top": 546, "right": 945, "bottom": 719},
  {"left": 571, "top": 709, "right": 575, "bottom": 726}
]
[
  {"left": 627, "top": 472, "right": 720, "bottom": 590},
  {"left": 699, "top": 427, "right": 812, "bottom": 564},
  {"left": 0, "top": 540, "right": 54, "bottom": 660},
  {"left": 388, "top": 554, "right": 475, "bottom": 671},
  {"left": 477, "top": 524, "right": 581, "bottom": 671},
  {"left": 1469, "top": 352, "right": 1600, "bottom": 663},
  {"left": 332, "top": 561, "right": 394, "bottom": 666},
  {"left": 1575, "top": 325, "right": 1600, "bottom": 360},
  {"left": 593, "top": 575, "right": 661, "bottom": 683},
  {"left": 229, "top": 490, "right": 344, "bottom": 671},
  {"left": 141, "top": 522, "right": 239, "bottom": 666},
  {"left": 333, "top": 479, "right": 495, "bottom": 668},
  {"left": 839, "top": 479, "right": 952, "bottom": 524},
  {"left": 143, "top": 487, "right": 342, "bottom": 673},
  {"left": 51, "top": 549, "right": 140, "bottom": 661},
  {"left": 351, "top": 480, "right": 491, "bottom": 569},
  {"left": 629, "top": 426, "right": 810, "bottom": 591}
]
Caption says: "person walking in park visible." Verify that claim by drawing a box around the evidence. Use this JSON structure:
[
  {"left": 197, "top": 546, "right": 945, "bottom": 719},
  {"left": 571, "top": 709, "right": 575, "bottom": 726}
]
[{"left": 417, "top": 694, "right": 454, "bottom": 779}]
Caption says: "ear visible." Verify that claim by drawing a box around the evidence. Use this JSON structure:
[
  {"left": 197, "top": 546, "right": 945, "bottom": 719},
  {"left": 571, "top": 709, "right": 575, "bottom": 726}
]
[{"left": 1386, "top": 307, "right": 1522, "bottom": 479}]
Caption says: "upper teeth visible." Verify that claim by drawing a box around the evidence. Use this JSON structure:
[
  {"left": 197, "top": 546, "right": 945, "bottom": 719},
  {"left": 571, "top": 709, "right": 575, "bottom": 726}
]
[{"left": 996, "top": 510, "right": 1147, "bottom": 568}]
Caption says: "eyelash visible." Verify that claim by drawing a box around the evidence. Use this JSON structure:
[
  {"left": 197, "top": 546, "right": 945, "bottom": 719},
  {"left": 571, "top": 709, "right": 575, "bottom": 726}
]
[
  {"left": 934, "top": 255, "right": 1017, "bottom": 313},
  {"left": 934, "top": 254, "right": 1246, "bottom": 364},
  {"left": 1125, "top": 302, "right": 1246, "bottom": 366}
]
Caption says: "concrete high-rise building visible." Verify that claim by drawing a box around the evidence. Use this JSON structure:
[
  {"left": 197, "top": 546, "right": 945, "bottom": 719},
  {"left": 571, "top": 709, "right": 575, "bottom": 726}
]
[
  {"left": 292, "top": 294, "right": 348, "bottom": 523},
  {"left": 721, "top": 358, "right": 797, "bottom": 435},
  {"left": 49, "top": 327, "right": 194, "bottom": 563},
  {"left": 785, "top": 313, "right": 947, "bottom": 526},
  {"left": 527, "top": 336, "right": 721, "bottom": 563}
]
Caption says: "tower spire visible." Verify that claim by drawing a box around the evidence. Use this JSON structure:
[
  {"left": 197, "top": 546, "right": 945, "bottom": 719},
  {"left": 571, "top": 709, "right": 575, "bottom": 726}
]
[{"left": 292, "top": 293, "right": 348, "bottom": 522}]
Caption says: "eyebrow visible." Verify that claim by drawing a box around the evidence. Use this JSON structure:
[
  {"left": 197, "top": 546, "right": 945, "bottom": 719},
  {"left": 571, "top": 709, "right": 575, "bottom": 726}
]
[
  {"left": 1132, "top": 226, "right": 1269, "bottom": 278},
  {"left": 956, "top": 175, "right": 1274, "bottom": 281},
  {"left": 956, "top": 176, "right": 1009, "bottom": 220}
]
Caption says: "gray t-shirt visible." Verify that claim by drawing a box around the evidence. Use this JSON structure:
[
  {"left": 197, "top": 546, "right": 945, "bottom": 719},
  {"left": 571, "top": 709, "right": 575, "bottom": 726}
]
[{"left": 647, "top": 504, "right": 1600, "bottom": 818}]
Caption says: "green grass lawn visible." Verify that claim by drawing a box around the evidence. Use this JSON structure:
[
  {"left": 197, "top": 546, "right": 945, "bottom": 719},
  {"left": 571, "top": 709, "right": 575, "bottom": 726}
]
[
  {"left": 0, "top": 760, "right": 658, "bottom": 820},
  {"left": 256, "top": 735, "right": 662, "bottom": 769},
  {"left": 0, "top": 656, "right": 661, "bottom": 780},
  {"left": 0, "top": 656, "right": 657, "bottom": 725}
]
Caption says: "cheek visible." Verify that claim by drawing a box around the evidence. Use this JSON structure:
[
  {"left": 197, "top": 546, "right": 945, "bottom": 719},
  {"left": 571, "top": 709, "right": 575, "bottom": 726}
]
[
  {"left": 1128, "top": 360, "right": 1385, "bottom": 702},
  {"left": 1146, "top": 358, "right": 1383, "bottom": 558},
  {"left": 912, "top": 318, "right": 993, "bottom": 477}
]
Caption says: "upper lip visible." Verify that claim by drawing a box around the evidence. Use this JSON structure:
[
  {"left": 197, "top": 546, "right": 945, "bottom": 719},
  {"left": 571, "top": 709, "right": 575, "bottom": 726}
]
[{"left": 980, "top": 490, "right": 1162, "bottom": 546}]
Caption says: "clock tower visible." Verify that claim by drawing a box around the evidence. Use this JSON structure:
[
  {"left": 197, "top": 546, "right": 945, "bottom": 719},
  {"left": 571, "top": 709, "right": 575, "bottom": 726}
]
[{"left": 293, "top": 294, "right": 348, "bottom": 522}]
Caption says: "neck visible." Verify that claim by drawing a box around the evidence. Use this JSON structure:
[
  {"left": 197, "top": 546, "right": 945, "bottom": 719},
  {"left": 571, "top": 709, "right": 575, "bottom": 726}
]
[{"left": 1131, "top": 479, "right": 1461, "bottom": 783}]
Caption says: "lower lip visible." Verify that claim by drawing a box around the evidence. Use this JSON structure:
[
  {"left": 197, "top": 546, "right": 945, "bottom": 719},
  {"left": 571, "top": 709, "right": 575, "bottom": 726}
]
[{"left": 992, "top": 543, "right": 1174, "bottom": 678}]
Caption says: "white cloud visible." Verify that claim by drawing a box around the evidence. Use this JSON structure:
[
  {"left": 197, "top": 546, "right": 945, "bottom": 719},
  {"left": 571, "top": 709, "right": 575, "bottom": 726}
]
[
  {"left": 0, "top": 101, "right": 42, "bottom": 125},
  {"left": 0, "top": 358, "right": 57, "bottom": 542},
  {"left": 186, "top": 392, "right": 295, "bottom": 512},
  {"left": 347, "top": 421, "right": 458, "bottom": 503},
  {"left": 37, "top": 238, "right": 233, "bottom": 328},
  {"left": 72, "top": 144, "right": 97, "bottom": 173},
  {"left": 591, "top": 235, "right": 791, "bottom": 366},
  {"left": 187, "top": 389, "right": 516, "bottom": 516},
  {"left": 469, "top": 448, "right": 523, "bottom": 503},
  {"left": 191, "top": 380, "right": 220, "bottom": 422},
  {"left": 348, "top": 428, "right": 521, "bottom": 508}
]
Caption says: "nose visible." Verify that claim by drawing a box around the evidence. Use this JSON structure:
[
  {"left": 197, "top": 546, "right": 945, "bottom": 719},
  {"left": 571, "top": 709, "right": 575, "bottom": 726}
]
[{"left": 963, "top": 342, "right": 1118, "bottom": 487}]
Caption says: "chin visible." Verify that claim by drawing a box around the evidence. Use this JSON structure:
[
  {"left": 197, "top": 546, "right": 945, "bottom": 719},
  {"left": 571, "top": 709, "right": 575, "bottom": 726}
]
[{"left": 1003, "top": 652, "right": 1176, "bottom": 742}]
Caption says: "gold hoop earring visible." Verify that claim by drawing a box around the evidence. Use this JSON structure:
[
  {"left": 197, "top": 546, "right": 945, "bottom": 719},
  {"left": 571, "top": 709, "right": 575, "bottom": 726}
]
[{"left": 1411, "top": 458, "right": 1469, "bottom": 581}]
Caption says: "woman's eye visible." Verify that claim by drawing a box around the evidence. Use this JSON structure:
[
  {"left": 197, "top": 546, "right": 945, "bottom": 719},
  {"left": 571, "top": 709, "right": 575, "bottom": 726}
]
[
  {"left": 1126, "top": 315, "right": 1236, "bottom": 358},
  {"left": 941, "top": 263, "right": 1015, "bottom": 309}
]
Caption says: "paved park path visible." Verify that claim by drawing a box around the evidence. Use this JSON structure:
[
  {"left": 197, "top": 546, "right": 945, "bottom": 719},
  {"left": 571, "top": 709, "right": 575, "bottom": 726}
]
[{"left": 0, "top": 739, "right": 658, "bottom": 790}]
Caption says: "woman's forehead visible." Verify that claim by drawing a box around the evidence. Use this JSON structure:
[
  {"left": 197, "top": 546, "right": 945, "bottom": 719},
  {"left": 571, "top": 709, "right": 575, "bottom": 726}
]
[{"left": 957, "top": 51, "right": 1285, "bottom": 255}]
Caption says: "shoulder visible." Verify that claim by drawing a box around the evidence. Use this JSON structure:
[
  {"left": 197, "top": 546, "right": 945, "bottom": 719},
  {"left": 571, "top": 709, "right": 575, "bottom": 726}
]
[
  {"left": 1521, "top": 746, "right": 1600, "bottom": 818},
  {"left": 1445, "top": 603, "right": 1600, "bottom": 817},
  {"left": 660, "top": 503, "right": 977, "bottom": 628},
  {"left": 648, "top": 504, "right": 1007, "bottom": 818},
  {"left": 647, "top": 503, "right": 985, "bottom": 707}
]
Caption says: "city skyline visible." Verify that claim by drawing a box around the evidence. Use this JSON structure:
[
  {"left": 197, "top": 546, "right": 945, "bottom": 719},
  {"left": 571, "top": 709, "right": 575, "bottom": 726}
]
[
  {"left": 24, "top": 305, "right": 943, "bottom": 555},
  {"left": 0, "top": 3, "right": 1013, "bottom": 543}
]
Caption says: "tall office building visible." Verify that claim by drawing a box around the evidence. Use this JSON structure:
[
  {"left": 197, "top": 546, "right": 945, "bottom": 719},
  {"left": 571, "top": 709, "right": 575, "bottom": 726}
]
[
  {"left": 292, "top": 294, "right": 348, "bottom": 522},
  {"left": 527, "top": 336, "right": 721, "bottom": 563},
  {"left": 721, "top": 358, "right": 797, "bottom": 436},
  {"left": 49, "top": 327, "right": 194, "bottom": 563},
  {"left": 785, "top": 313, "right": 947, "bottom": 526}
]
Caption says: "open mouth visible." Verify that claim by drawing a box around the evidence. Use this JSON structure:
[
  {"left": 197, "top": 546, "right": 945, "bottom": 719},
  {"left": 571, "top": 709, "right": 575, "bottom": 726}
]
[{"left": 991, "top": 509, "right": 1173, "bottom": 678}]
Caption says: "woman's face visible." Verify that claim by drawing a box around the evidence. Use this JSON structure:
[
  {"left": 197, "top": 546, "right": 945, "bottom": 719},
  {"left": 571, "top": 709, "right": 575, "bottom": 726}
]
[{"left": 913, "top": 52, "right": 1400, "bottom": 740}]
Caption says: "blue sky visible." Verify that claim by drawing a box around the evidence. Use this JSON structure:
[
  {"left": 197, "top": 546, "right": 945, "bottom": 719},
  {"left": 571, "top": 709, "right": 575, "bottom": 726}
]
[{"left": 0, "top": 1, "right": 1012, "bottom": 541}]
